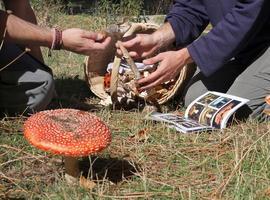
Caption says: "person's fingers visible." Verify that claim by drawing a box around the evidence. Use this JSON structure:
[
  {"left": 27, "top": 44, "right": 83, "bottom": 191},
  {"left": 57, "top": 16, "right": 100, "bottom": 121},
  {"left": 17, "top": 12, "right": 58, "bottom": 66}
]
[
  {"left": 139, "top": 77, "right": 164, "bottom": 91},
  {"left": 116, "top": 49, "right": 122, "bottom": 56},
  {"left": 91, "top": 37, "right": 111, "bottom": 50},
  {"left": 143, "top": 53, "right": 163, "bottom": 65},
  {"left": 96, "top": 32, "right": 107, "bottom": 41},
  {"left": 137, "top": 69, "right": 163, "bottom": 87},
  {"left": 116, "top": 49, "right": 139, "bottom": 58},
  {"left": 128, "top": 51, "right": 139, "bottom": 58},
  {"left": 101, "top": 36, "right": 111, "bottom": 45},
  {"left": 82, "top": 31, "right": 106, "bottom": 41},
  {"left": 121, "top": 36, "right": 141, "bottom": 48},
  {"left": 115, "top": 36, "right": 137, "bottom": 55}
]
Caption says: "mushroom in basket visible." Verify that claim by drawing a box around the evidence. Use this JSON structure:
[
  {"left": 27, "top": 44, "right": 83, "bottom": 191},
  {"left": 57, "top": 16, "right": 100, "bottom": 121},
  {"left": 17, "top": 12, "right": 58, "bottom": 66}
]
[{"left": 23, "top": 109, "right": 111, "bottom": 184}]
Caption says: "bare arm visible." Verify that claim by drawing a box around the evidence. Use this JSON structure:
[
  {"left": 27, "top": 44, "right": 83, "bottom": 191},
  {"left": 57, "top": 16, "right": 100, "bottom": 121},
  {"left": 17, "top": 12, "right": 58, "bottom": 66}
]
[
  {"left": 3, "top": 0, "right": 45, "bottom": 61},
  {"left": 0, "top": 10, "right": 111, "bottom": 55},
  {"left": 151, "top": 22, "right": 176, "bottom": 51},
  {"left": 0, "top": 10, "right": 52, "bottom": 47}
]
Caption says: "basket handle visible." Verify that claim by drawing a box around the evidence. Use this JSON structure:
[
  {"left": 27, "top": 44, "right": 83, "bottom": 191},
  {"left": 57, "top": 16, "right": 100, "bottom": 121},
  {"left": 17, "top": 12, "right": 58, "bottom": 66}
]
[
  {"left": 117, "top": 41, "right": 141, "bottom": 80},
  {"left": 110, "top": 42, "right": 141, "bottom": 104},
  {"left": 109, "top": 23, "right": 159, "bottom": 105},
  {"left": 110, "top": 56, "right": 121, "bottom": 103}
]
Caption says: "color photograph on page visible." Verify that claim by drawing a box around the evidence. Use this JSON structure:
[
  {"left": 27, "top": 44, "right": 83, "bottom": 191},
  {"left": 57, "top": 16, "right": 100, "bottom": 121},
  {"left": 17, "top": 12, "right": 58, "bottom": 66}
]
[{"left": 146, "top": 91, "right": 249, "bottom": 133}]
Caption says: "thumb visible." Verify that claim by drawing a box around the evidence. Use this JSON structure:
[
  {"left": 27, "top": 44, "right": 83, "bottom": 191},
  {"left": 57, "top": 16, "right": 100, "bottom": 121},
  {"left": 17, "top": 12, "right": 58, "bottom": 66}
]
[
  {"left": 96, "top": 32, "right": 107, "bottom": 41},
  {"left": 82, "top": 31, "right": 105, "bottom": 41},
  {"left": 121, "top": 36, "right": 140, "bottom": 48}
]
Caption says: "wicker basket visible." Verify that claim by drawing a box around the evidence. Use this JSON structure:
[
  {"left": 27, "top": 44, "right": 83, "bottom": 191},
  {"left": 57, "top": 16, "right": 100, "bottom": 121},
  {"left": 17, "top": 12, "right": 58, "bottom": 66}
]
[{"left": 84, "top": 23, "right": 196, "bottom": 107}]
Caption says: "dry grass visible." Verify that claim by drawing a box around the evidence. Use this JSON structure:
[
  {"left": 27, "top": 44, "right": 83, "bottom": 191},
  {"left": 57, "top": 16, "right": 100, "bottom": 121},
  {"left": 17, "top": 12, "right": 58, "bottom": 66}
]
[
  {"left": 1, "top": 111, "right": 269, "bottom": 199},
  {"left": 0, "top": 11, "right": 270, "bottom": 200}
]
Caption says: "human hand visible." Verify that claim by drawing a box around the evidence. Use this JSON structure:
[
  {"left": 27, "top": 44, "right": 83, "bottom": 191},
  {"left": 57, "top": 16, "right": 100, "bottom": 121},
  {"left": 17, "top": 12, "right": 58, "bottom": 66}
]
[
  {"left": 62, "top": 28, "right": 111, "bottom": 55},
  {"left": 116, "top": 22, "right": 175, "bottom": 60},
  {"left": 137, "top": 48, "right": 193, "bottom": 91},
  {"left": 116, "top": 33, "right": 159, "bottom": 60}
]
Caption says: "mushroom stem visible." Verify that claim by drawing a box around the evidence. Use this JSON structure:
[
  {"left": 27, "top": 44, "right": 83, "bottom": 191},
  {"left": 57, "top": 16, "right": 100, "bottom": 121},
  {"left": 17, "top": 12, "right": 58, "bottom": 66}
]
[{"left": 64, "top": 157, "right": 80, "bottom": 183}]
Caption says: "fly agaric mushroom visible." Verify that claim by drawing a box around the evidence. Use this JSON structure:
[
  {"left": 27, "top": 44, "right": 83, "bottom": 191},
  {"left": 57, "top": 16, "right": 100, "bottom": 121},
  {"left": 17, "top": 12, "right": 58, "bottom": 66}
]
[{"left": 23, "top": 109, "right": 111, "bottom": 183}]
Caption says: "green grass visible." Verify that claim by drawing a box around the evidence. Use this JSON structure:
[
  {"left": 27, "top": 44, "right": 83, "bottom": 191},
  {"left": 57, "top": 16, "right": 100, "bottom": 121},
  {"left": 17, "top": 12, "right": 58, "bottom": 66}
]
[{"left": 1, "top": 13, "right": 270, "bottom": 200}]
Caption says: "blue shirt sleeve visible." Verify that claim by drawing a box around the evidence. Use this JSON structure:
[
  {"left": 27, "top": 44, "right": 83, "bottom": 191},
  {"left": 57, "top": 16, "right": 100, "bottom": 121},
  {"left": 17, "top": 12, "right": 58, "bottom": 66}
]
[
  {"left": 167, "top": 0, "right": 269, "bottom": 76},
  {"left": 166, "top": 0, "right": 209, "bottom": 47},
  {"left": 188, "top": 0, "right": 269, "bottom": 76}
]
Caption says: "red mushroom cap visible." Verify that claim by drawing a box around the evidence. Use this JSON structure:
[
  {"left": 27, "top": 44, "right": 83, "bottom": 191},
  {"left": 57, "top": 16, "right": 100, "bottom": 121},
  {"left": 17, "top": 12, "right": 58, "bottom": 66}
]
[{"left": 23, "top": 109, "right": 111, "bottom": 157}]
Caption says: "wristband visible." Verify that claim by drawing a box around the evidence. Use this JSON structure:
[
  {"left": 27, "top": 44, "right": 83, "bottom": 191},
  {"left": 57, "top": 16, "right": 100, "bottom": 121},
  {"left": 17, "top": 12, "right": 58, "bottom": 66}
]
[
  {"left": 53, "top": 28, "right": 63, "bottom": 50},
  {"left": 48, "top": 28, "right": 63, "bottom": 56}
]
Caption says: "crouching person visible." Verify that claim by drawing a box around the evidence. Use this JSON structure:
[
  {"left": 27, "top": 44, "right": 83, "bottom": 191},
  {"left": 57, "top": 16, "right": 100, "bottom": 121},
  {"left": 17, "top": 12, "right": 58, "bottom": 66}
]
[{"left": 0, "top": 1, "right": 110, "bottom": 116}]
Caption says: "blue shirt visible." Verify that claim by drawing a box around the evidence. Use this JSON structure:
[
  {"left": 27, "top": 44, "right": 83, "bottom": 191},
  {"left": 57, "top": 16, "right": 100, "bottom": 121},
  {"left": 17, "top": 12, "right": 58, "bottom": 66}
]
[{"left": 166, "top": 0, "right": 270, "bottom": 76}]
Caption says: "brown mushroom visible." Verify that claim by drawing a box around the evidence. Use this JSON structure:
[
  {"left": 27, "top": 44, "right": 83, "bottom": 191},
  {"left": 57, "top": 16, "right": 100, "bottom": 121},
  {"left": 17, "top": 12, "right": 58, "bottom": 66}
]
[{"left": 23, "top": 109, "right": 111, "bottom": 183}]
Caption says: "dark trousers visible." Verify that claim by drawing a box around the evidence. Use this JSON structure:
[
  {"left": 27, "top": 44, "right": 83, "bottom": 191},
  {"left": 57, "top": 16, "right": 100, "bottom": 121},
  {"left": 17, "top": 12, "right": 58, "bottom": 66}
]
[
  {"left": 184, "top": 47, "right": 270, "bottom": 121},
  {"left": 0, "top": 43, "right": 55, "bottom": 116}
]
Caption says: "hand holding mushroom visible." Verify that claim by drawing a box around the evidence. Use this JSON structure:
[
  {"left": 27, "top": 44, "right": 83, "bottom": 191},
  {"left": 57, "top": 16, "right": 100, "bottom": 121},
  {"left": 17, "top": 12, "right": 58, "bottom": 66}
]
[{"left": 62, "top": 29, "right": 111, "bottom": 55}]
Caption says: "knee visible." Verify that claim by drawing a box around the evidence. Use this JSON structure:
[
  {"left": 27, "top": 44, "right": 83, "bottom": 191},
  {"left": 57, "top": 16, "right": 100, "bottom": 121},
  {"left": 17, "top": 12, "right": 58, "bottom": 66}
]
[
  {"left": 27, "top": 72, "right": 55, "bottom": 113},
  {"left": 184, "top": 89, "right": 197, "bottom": 106},
  {"left": 183, "top": 82, "right": 208, "bottom": 107}
]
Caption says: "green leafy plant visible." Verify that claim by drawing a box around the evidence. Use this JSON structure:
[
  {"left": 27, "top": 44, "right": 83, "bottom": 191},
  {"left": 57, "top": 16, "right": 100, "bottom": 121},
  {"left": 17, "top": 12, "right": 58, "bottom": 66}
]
[
  {"left": 95, "top": 0, "right": 143, "bottom": 25},
  {"left": 30, "top": 0, "right": 65, "bottom": 26}
]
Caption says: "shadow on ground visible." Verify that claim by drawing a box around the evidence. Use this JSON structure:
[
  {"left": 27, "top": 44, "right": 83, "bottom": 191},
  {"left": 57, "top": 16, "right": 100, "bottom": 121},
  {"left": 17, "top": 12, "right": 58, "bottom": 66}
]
[
  {"left": 80, "top": 156, "right": 140, "bottom": 184},
  {"left": 48, "top": 77, "right": 102, "bottom": 111}
]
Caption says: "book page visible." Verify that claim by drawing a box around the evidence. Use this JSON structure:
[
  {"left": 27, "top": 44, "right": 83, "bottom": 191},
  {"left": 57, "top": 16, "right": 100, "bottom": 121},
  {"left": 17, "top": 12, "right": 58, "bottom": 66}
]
[
  {"left": 185, "top": 91, "right": 249, "bottom": 129},
  {"left": 145, "top": 92, "right": 249, "bottom": 133},
  {"left": 146, "top": 112, "right": 212, "bottom": 133}
]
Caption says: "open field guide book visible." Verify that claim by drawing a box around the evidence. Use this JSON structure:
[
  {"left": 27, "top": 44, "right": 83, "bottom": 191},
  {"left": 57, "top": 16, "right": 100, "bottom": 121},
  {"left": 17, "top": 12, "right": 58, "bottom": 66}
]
[{"left": 146, "top": 91, "right": 249, "bottom": 133}]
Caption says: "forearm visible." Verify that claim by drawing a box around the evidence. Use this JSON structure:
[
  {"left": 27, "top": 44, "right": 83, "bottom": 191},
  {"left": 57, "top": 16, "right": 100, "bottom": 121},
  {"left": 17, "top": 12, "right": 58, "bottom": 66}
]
[
  {"left": 152, "top": 22, "right": 176, "bottom": 50},
  {"left": 3, "top": 0, "right": 45, "bottom": 62},
  {"left": 182, "top": 48, "right": 194, "bottom": 65},
  {"left": 0, "top": 10, "right": 52, "bottom": 48}
]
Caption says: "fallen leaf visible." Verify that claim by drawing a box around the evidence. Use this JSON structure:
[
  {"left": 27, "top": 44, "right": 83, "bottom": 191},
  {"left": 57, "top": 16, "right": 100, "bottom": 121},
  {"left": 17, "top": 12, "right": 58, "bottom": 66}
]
[
  {"left": 129, "top": 129, "right": 149, "bottom": 142},
  {"left": 264, "top": 187, "right": 270, "bottom": 197},
  {"left": 79, "top": 176, "right": 96, "bottom": 190}
]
